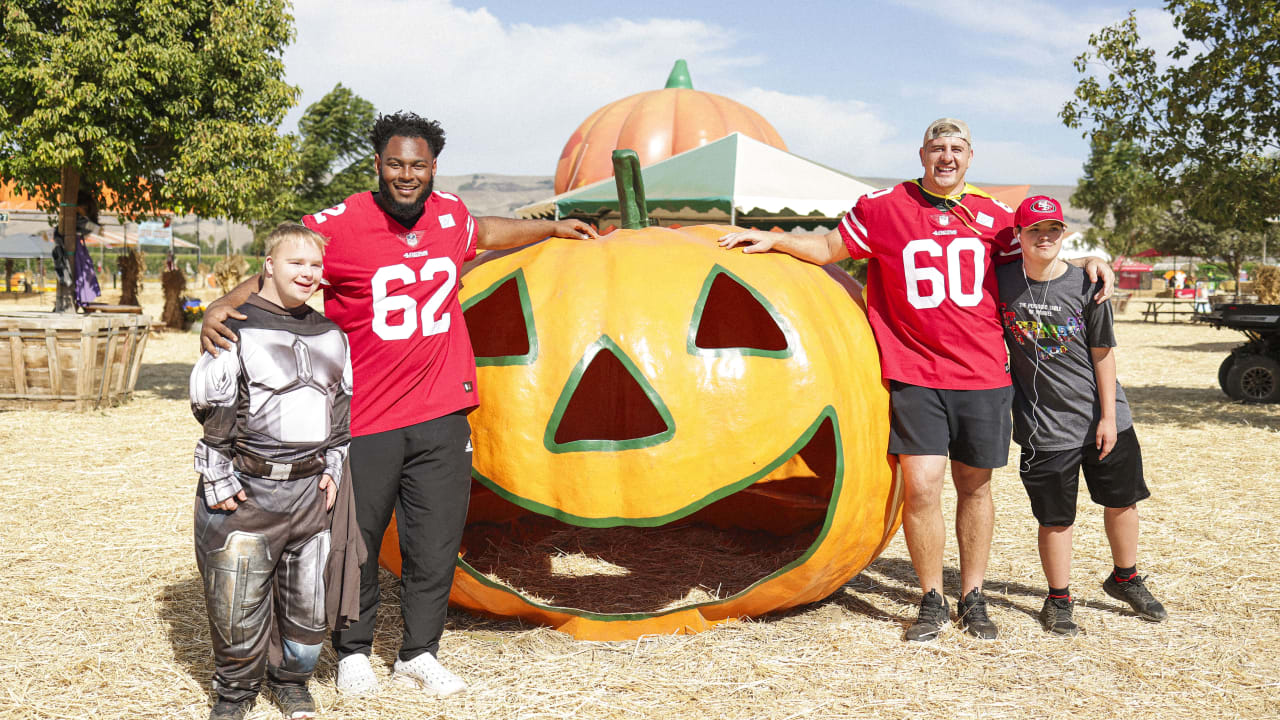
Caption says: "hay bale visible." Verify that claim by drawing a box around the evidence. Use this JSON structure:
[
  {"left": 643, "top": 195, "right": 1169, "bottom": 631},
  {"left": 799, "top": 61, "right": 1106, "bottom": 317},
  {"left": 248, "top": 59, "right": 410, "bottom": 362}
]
[
  {"left": 1253, "top": 265, "right": 1279, "bottom": 304},
  {"left": 160, "top": 269, "right": 187, "bottom": 330},
  {"left": 212, "top": 255, "right": 250, "bottom": 296},
  {"left": 117, "top": 249, "right": 144, "bottom": 306}
]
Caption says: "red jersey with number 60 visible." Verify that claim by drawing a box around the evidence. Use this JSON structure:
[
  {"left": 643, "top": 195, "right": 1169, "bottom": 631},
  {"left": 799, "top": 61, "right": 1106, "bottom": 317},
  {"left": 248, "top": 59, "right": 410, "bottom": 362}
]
[
  {"left": 303, "top": 191, "right": 478, "bottom": 436},
  {"left": 837, "top": 182, "right": 1019, "bottom": 390}
]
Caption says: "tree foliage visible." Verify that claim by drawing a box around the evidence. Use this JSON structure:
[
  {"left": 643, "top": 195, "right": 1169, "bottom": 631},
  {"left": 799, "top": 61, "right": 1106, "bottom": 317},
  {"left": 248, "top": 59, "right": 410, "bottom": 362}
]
[
  {"left": 257, "top": 83, "right": 377, "bottom": 239},
  {"left": 1062, "top": 2, "right": 1279, "bottom": 179},
  {"left": 1063, "top": 1, "right": 1280, "bottom": 275},
  {"left": 0, "top": 0, "right": 299, "bottom": 222},
  {"left": 1072, "top": 136, "right": 1164, "bottom": 259},
  {"left": 1155, "top": 202, "right": 1268, "bottom": 290}
]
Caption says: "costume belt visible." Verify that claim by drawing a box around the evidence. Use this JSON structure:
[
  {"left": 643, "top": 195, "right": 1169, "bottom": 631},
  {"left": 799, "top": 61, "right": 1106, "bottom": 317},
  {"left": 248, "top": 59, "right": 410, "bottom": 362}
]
[{"left": 233, "top": 452, "right": 325, "bottom": 480}]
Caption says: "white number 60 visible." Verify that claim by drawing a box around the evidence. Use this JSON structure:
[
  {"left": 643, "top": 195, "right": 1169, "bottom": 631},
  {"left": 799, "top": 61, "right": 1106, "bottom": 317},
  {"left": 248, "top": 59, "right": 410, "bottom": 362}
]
[{"left": 902, "top": 237, "right": 985, "bottom": 309}]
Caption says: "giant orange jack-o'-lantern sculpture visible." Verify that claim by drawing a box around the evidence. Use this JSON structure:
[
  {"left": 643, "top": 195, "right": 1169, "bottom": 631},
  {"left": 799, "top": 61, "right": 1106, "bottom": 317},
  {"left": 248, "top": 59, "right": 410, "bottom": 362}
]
[
  {"left": 382, "top": 152, "right": 899, "bottom": 640},
  {"left": 554, "top": 59, "right": 787, "bottom": 194}
]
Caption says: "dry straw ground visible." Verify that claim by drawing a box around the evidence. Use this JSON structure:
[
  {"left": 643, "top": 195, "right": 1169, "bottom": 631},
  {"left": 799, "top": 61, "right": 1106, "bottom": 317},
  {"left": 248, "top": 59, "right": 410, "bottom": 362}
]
[{"left": 0, "top": 286, "right": 1277, "bottom": 720}]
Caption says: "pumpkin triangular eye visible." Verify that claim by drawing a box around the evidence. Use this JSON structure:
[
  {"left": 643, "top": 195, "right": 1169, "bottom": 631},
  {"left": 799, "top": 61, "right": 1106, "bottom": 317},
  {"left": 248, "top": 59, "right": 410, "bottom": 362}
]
[
  {"left": 463, "top": 269, "right": 537, "bottom": 366},
  {"left": 689, "top": 265, "right": 793, "bottom": 357},
  {"left": 544, "top": 335, "right": 675, "bottom": 453}
]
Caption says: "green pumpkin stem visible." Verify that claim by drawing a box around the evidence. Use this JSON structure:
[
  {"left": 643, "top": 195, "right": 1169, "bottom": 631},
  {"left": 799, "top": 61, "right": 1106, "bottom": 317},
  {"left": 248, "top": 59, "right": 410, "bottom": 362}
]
[
  {"left": 665, "top": 59, "right": 693, "bottom": 89},
  {"left": 611, "top": 149, "right": 650, "bottom": 230}
]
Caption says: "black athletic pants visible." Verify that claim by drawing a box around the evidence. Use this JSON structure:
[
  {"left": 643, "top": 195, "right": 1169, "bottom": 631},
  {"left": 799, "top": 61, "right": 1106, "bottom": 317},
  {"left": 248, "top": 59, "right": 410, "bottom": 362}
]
[{"left": 332, "top": 411, "right": 472, "bottom": 662}]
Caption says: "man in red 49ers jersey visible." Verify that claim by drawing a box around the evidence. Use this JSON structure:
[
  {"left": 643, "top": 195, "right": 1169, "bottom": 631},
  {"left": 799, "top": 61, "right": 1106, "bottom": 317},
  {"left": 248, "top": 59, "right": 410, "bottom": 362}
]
[
  {"left": 202, "top": 112, "right": 597, "bottom": 695},
  {"left": 722, "top": 118, "right": 1113, "bottom": 643}
]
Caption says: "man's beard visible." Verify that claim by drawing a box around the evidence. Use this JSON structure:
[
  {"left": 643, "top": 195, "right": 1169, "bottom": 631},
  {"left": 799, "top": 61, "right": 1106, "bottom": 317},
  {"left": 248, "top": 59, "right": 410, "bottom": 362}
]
[{"left": 377, "top": 175, "right": 434, "bottom": 227}]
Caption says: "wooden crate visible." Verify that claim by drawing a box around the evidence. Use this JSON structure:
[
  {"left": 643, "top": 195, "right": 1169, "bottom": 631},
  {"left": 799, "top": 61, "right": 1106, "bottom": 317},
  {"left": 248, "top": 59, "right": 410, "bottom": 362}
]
[{"left": 0, "top": 311, "right": 151, "bottom": 411}]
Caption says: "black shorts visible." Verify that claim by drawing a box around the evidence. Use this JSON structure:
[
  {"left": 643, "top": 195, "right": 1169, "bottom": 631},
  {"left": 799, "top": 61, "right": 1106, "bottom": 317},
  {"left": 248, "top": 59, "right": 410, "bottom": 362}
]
[
  {"left": 887, "top": 381, "right": 1013, "bottom": 468},
  {"left": 1018, "top": 426, "right": 1149, "bottom": 527}
]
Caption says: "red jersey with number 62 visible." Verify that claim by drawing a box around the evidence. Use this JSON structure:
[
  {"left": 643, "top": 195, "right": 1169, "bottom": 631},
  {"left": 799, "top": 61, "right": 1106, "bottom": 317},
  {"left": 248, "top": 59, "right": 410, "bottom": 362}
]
[
  {"left": 837, "top": 182, "right": 1019, "bottom": 390},
  {"left": 303, "top": 191, "right": 478, "bottom": 436}
]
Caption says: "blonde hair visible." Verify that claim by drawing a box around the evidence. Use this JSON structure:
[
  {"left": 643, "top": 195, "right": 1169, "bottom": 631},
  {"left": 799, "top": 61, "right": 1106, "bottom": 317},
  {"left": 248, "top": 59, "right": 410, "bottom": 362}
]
[{"left": 264, "top": 222, "right": 327, "bottom": 257}]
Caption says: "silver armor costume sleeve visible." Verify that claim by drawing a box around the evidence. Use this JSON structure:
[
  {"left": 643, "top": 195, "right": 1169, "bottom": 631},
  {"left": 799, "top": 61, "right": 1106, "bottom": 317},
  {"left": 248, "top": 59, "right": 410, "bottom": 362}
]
[{"left": 191, "top": 344, "right": 244, "bottom": 503}]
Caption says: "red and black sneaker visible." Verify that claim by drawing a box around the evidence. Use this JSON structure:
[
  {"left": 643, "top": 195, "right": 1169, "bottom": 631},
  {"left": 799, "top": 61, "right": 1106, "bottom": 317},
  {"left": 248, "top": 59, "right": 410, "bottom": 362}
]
[
  {"left": 1039, "top": 595, "right": 1079, "bottom": 636},
  {"left": 1103, "top": 573, "right": 1168, "bottom": 622}
]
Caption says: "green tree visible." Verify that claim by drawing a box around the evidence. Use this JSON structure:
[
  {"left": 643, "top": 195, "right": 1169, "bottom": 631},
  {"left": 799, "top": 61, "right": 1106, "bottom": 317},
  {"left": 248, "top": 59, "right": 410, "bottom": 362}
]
[
  {"left": 257, "top": 83, "right": 377, "bottom": 242},
  {"left": 1072, "top": 136, "right": 1165, "bottom": 259},
  {"left": 1156, "top": 201, "right": 1265, "bottom": 296},
  {"left": 0, "top": 0, "right": 298, "bottom": 309},
  {"left": 1062, "top": 1, "right": 1280, "bottom": 235}
]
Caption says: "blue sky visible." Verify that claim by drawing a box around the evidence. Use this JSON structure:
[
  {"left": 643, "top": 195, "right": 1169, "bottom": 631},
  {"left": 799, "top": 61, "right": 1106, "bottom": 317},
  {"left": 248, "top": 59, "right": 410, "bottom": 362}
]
[{"left": 282, "top": 0, "right": 1179, "bottom": 185}]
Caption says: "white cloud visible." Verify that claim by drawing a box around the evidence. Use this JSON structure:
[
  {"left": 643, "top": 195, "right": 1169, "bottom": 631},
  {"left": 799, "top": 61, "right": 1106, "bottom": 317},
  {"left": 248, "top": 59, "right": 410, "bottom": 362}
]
[
  {"left": 284, "top": 0, "right": 760, "bottom": 175},
  {"left": 966, "top": 140, "right": 1085, "bottom": 185},
  {"left": 280, "top": 0, "right": 1098, "bottom": 186},
  {"left": 903, "top": 73, "right": 1078, "bottom": 117},
  {"left": 734, "top": 88, "right": 916, "bottom": 179}
]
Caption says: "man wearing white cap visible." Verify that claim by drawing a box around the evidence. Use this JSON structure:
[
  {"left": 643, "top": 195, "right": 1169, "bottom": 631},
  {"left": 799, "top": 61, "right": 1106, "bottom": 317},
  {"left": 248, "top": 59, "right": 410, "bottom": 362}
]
[{"left": 721, "top": 118, "right": 1113, "bottom": 642}]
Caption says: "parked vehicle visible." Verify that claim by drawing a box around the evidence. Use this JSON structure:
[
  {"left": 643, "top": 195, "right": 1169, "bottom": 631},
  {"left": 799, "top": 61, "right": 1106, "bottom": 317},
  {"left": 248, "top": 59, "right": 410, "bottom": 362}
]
[{"left": 1199, "top": 303, "right": 1280, "bottom": 402}]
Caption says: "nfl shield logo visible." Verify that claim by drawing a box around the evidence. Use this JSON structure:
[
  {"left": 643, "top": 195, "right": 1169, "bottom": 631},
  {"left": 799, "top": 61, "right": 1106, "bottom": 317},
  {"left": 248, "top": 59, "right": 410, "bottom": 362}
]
[
  {"left": 403, "top": 232, "right": 419, "bottom": 247},
  {"left": 933, "top": 214, "right": 951, "bottom": 226}
]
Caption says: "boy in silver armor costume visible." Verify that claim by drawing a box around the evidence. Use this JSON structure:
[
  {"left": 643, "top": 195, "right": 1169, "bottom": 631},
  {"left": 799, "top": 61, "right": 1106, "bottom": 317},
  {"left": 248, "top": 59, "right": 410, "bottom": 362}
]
[{"left": 191, "top": 224, "right": 352, "bottom": 720}]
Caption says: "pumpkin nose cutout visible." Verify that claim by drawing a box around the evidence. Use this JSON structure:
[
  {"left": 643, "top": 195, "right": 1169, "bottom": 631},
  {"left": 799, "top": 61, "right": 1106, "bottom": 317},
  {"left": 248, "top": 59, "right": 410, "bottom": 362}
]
[{"left": 544, "top": 336, "right": 676, "bottom": 453}]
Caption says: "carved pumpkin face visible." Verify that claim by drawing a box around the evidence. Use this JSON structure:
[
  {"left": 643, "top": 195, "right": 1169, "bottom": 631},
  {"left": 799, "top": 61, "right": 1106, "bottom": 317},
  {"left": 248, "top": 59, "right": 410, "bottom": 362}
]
[{"left": 381, "top": 224, "right": 898, "bottom": 640}]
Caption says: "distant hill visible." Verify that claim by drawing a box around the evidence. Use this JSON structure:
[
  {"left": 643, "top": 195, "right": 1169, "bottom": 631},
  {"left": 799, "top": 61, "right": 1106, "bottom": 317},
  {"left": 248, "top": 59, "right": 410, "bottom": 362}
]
[{"left": 436, "top": 174, "right": 556, "bottom": 219}]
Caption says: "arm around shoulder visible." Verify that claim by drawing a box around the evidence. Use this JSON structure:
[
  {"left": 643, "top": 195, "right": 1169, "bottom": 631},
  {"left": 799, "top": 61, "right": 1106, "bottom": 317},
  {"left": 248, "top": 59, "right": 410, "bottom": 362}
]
[{"left": 199, "top": 274, "right": 261, "bottom": 354}]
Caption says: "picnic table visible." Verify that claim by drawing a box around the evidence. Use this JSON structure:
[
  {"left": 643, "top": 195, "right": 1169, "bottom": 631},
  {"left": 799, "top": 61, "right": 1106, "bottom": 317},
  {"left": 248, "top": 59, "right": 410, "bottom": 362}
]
[{"left": 1135, "top": 297, "right": 1202, "bottom": 323}]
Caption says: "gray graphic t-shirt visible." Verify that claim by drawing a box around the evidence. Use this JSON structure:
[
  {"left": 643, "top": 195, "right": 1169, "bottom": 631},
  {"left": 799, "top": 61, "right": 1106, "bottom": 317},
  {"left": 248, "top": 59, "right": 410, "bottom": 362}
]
[{"left": 996, "top": 263, "right": 1132, "bottom": 451}]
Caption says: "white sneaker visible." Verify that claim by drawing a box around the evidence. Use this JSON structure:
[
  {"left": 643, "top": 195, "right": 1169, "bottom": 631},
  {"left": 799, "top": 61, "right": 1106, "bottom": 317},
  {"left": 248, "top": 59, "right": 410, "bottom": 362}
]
[
  {"left": 392, "top": 652, "right": 467, "bottom": 697},
  {"left": 335, "top": 654, "right": 378, "bottom": 695}
]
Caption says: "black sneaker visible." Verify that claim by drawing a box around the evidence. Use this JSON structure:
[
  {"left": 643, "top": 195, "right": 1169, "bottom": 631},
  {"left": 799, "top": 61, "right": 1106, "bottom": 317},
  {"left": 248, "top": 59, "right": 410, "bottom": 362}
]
[
  {"left": 208, "top": 697, "right": 253, "bottom": 720},
  {"left": 956, "top": 588, "right": 999, "bottom": 639},
  {"left": 904, "top": 589, "right": 950, "bottom": 642},
  {"left": 269, "top": 682, "right": 317, "bottom": 720},
  {"left": 1039, "top": 596, "right": 1079, "bottom": 636},
  {"left": 1103, "top": 574, "right": 1168, "bottom": 622}
]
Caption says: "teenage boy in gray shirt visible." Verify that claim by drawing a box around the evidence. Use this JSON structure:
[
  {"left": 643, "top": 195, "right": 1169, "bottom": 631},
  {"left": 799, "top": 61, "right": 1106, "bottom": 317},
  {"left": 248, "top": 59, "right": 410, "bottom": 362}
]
[{"left": 996, "top": 196, "right": 1168, "bottom": 636}]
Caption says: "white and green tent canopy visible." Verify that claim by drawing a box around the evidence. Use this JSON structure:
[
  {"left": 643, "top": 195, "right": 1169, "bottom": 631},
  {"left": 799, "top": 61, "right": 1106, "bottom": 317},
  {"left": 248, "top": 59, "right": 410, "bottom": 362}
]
[{"left": 515, "top": 133, "right": 876, "bottom": 230}]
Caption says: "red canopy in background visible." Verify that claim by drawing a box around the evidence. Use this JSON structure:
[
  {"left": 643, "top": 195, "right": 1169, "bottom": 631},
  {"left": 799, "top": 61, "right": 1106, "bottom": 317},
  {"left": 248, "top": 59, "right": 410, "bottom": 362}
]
[{"left": 1131, "top": 248, "right": 1163, "bottom": 258}]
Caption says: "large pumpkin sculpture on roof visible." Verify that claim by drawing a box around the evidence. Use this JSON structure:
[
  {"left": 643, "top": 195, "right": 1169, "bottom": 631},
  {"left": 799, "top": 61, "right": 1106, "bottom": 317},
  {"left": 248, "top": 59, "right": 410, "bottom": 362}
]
[
  {"left": 554, "top": 59, "right": 787, "bottom": 194},
  {"left": 381, "top": 154, "right": 899, "bottom": 640}
]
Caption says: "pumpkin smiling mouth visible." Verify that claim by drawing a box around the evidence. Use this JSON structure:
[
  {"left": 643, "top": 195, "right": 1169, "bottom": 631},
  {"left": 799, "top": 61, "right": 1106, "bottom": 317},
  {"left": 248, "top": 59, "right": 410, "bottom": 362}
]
[{"left": 458, "top": 410, "right": 839, "bottom": 616}]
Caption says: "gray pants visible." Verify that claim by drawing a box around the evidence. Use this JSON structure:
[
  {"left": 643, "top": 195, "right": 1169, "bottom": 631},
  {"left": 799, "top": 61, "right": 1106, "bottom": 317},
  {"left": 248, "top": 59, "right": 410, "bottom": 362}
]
[{"left": 194, "top": 475, "right": 330, "bottom": 702}]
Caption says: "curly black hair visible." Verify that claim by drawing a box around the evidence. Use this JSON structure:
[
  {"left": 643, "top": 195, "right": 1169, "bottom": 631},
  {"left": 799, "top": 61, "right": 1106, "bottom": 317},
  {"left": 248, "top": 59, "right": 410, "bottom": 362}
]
[{"left": 369, "top": 111, "right": 446, "bottom": 158}]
